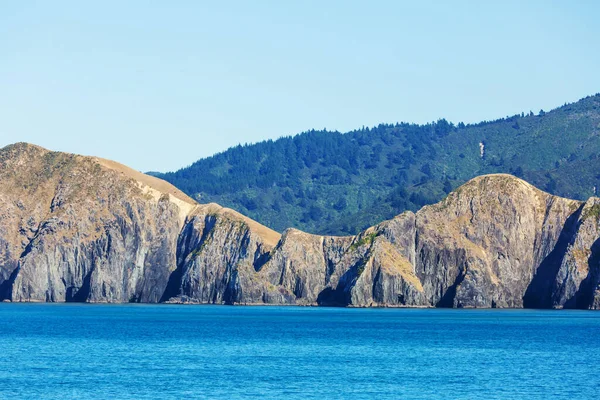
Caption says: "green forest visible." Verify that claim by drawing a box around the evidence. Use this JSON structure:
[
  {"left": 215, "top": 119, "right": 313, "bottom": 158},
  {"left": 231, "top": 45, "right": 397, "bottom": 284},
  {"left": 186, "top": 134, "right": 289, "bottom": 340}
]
[{"left": 152, "top": 94, "right": 600, "bottom": 235}]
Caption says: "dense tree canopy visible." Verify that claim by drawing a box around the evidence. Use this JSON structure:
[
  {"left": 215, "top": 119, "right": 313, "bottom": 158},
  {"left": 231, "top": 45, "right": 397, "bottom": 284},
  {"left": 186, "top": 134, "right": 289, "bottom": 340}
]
[{"left": 153, "top": 94, "right": 600, "bottom": 235}]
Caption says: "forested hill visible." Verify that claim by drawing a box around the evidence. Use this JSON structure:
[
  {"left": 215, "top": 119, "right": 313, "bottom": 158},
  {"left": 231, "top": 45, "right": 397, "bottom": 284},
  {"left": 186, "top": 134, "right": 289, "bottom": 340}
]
[{"left": 153, "top": 93, "right": 600, "bottom": 235}]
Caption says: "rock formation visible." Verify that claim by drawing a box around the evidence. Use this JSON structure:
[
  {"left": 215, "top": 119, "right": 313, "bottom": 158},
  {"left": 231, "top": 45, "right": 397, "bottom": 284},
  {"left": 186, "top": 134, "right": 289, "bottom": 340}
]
[{"left": 1, "top": 143, "right": 599, "bottom": 308}]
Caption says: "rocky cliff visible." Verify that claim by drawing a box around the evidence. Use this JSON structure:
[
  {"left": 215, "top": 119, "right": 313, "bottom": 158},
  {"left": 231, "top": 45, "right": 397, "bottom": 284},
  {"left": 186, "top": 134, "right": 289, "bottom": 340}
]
[
  {"left": 0, "top": 143, "right": 280, "bottom": 304},
  {"left": 1, "top": 143, "right": 599, "bottom": 308}
]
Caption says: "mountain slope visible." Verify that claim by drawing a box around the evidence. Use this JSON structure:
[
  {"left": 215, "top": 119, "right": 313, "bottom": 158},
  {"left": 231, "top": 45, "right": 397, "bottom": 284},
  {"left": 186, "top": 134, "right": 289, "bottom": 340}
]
[
  {"left": 1, "top": 144, "right": 599, "bottom": 308},
  {"left": 0, "top": 143, "right": 280, "bottom": 302},
  {"left": 153, "top": 93, "right": 600, "bottom": 235}
]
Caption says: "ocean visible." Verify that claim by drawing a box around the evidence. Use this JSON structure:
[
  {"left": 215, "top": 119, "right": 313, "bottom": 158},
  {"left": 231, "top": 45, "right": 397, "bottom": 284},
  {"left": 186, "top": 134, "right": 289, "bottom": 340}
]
[{"left": 0, "top": 304, "right": 598, "bottom": 399}]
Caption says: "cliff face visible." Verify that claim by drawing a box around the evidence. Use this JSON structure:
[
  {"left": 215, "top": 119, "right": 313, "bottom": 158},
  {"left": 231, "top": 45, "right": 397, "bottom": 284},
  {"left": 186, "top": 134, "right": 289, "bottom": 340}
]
[
  {"left": 0, "top": 143, "right": 196, "bottom": 302},
  {"left": 1, "top": 143, "right": 599, "bottom": 308},
  {"left": 165, "top": 204, "right": 284, "bottom": 305},
  {"left": 411, "top": 175, "right": 582, "bottom": 309},
  {"left": 550, "top": 198, "right": 600, "bottom": 309}
]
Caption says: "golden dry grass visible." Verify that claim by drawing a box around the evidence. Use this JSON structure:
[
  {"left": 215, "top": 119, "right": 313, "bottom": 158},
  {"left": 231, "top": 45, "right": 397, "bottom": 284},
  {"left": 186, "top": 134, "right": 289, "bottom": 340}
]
[
  {"left": 94, "top": 157, "right": 196, "bottom": 205},
  {"left": 196, "top": 203, "right": 281, "bottom": 248},
  {"left": 376, "top": 240, "right": 423, "bottom": 292}
]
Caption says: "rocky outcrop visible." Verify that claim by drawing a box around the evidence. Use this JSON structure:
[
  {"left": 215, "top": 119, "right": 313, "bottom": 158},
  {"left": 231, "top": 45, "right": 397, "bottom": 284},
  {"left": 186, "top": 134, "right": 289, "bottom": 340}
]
[
  {"left": 1, "top": 143, "right": 600, "bottom": 308},
  {"left": 549, "top": 198, "right": 600, "bottom": 309},
  {"left": 0, "top": 143, "right": 279, "bottom": 304},
  {"left": 164, "top": 203, "right": 285, "bottom": 305},
  {"left": 411, "top": 175, "right": 582, "bottom": 308},
  {"left": 0, "top": 143, "right": 194, "bottom": 302}
]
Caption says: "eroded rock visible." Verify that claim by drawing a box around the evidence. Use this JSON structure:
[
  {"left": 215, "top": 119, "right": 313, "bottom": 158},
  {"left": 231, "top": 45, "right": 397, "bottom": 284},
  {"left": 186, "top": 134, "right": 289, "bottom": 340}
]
[{"left": 2, "top": 144, "right": 600, "bottom": 308}]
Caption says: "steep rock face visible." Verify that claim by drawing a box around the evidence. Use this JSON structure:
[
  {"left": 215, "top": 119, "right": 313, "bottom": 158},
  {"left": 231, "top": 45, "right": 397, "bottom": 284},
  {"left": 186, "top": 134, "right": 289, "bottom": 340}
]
[
  {"left": 257, "top": 222, "right": 424, "bottom": 307},
  {"left": 2, "top": 143, "right": 600, "bottom": 309},
  {"left": 165, "top": 203, "right": 283, "bottom": 304},
  {"left": 259, "top": 229, "right": 357, "bottom": 305},
  {"left": 344, "top": 235, "right": 426, "bottom": 307},
  {"left": 413, "top": 175, "right": 581, "bottom": 308},
  {"left": 551, "top": 198, "right": 600, "bottom": 309},
  {"left": 249, "top": 175, "right": 592, "bottom": 309},
  {"left": 0, "top": 143, "right": 196, "bottom": 302}
]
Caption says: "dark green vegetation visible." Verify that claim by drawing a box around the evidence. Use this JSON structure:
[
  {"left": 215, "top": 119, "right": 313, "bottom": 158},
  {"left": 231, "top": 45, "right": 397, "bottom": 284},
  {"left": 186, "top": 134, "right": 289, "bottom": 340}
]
[{"left": 154, "top": 94, "right": 600, "bottom": 235}]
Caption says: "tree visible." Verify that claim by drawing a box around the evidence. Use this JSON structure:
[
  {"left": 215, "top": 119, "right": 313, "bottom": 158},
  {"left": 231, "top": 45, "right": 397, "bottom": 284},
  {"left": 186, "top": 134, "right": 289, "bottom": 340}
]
[
  {"left": 514, "top": 166, "right": 524, "bottom": 177},
  {"left": 420, "top": 163, "right": 432, "bottom": 177},
  {"left": 333, "top": 197, "right": 347, "bottom": 211},
  {"left": 272, "top": 200, "right": 282, "bottom": 212},
  {"left": 282, "top": 189, "right": 294, "bottom": 204},
  {"left": 545, "top": 177, "right": 557, "bottom": 193},
  {"left": 154, "top": 94, "right": 596, "bottom": 235},
  {"left": 308, "top": 205, "right": 324, "bottom": 221},
  {"left": 240, "top": 195, "right": 258, "bottom": 211},
  {"left": 443, "top": 179, "right": 453, "bottom": 194}
]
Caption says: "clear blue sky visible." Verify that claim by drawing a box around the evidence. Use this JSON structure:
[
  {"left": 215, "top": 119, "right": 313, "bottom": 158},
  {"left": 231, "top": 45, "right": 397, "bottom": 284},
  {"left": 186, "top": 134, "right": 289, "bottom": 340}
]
[{"left": 1, "top": 0, "right": 599, "bottom": 172}]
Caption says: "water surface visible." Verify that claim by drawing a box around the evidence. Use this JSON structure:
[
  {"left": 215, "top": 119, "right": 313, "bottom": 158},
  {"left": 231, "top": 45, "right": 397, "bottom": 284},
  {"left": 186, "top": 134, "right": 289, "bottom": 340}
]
[{"left": 0, "top": 304, "right": 598, "bottom": 399}]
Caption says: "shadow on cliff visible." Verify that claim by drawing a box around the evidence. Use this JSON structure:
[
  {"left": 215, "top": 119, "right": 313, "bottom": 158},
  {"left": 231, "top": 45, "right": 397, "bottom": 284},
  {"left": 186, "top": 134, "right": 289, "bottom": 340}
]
[
  {"left": 0, "top": 262, "right": 19, "bottom": 301},
  {"left": 160, "top": 218, "right": 206, "bottom": 303},
  {"left": 66, "top": 269, "right": 93, "bottom": 302},
  {"left": 316, "top": 251, "right": 378, "bottom": 307},
  {"left": 1, "top": 240, "right": 40, "bottom": 300},
  {"left": 160, "top": 268, "right": 183, "bottom": 303},
  {"left": 316, "top": 287, "right": 347, "bottom": 306},
  {"left": 316, "top": 258, "right": 366, "bottom": 307},
  {"left": 0, "top": 241, "right": 37, "bottom": 300},
  {"left": 563, "top": 236, "right": 600, "bottom": 309},
  {"left": 523, "top": 205, "right": 583, "bottom": 309},
  {"left": 436, "top": 268, "right": 466, "bottom": 308}
]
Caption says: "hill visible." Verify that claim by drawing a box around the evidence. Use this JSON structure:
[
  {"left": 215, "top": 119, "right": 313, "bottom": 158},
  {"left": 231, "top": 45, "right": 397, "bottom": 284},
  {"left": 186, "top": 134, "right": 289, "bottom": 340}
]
[
  {"left": 0, "top": 143, "right": 279, "bottom": 302},
  {"left": 2, "top": 145, "right": 599, "bottom": 308},
  {"left": 153, "top": 93, "right": 600, "bottom": 235}
]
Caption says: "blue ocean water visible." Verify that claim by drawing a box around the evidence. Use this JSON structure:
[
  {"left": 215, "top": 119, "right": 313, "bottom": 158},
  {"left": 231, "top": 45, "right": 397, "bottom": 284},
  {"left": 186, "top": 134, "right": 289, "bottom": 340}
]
[{"left": 0, "top": 304, "right": 598, "bottom": 399}]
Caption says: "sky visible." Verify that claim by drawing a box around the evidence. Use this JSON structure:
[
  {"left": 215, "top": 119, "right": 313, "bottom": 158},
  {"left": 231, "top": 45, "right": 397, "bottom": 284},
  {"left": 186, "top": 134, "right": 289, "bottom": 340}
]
[{"left": 1, "top": 0, "right": 599, "bottom": 172}]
